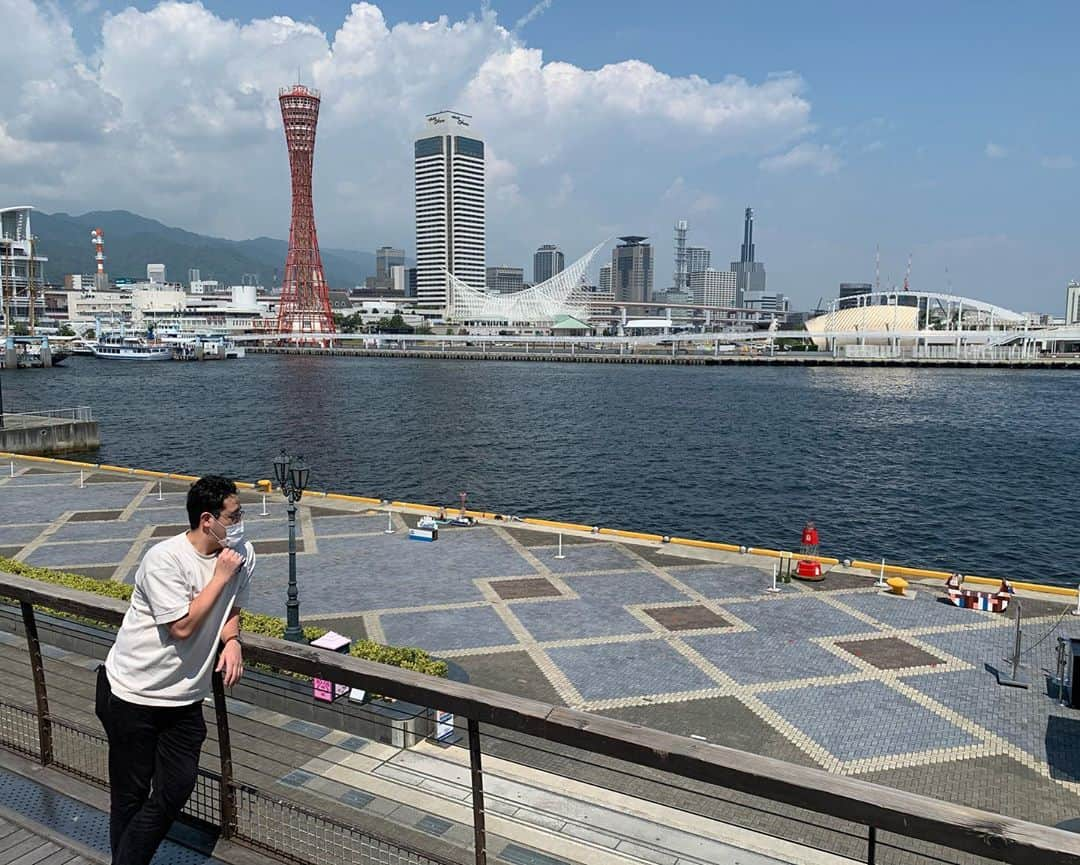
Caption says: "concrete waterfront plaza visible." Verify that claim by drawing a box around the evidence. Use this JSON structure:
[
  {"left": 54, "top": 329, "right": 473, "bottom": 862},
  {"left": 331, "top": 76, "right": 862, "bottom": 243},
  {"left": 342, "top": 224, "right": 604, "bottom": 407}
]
[{"left": 2, "top": 458, "right": 1080, "bottom": 839}]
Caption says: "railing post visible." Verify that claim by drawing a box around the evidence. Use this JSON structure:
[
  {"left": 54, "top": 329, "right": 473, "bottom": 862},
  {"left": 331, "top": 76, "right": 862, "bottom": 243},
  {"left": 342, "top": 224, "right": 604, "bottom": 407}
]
[
  {"left": 867, "top": 825, "right": 876, "bottom": 864},
  {"left": 20, "top": 602, "right": 53, "bottom": 765},
  {"left": 467, "top": 718, "right": 487, "bottom": 865},
  {"left": 211, "top": 671, "right": 237, "bottom": 839}
]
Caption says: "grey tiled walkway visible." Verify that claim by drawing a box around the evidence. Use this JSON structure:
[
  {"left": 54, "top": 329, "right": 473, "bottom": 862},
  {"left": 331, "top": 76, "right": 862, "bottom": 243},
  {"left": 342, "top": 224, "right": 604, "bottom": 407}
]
[{"left": 2, "top": 460, "right": 1080, "bottom": 831}]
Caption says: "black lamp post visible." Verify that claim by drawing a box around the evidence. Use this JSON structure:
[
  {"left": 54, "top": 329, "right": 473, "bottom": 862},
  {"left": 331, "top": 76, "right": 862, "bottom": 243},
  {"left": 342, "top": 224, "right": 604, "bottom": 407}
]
[{"left": 274, "top": 450, "right": 309, "bottom": 643}]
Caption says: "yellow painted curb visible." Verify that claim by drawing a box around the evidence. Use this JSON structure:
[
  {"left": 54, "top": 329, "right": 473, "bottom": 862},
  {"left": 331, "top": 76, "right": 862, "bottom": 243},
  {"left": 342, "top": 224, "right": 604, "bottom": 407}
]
[
  {"left": 669, "top": 537, "right": 742, "bottom": 553},
  {"left": 98, "top": 464, "right": 133, "bottom": 473},
  {"left": 392, "top": 501, "right": 441, "bottom": 514},
  {"left": 599, "top": 528, "right": 665, "bottom": 542},
  {"left": 167, "top": 473, "right": 199, "bottom": 482},
  {"left": 324, "top": 492, "right": 381, "bottom": 505},
  {"left": 523, "top": 517, "right": 596, "bottom": 533},
  {"left": 131, "top": 469, "right": 170, "bottom": 479}
]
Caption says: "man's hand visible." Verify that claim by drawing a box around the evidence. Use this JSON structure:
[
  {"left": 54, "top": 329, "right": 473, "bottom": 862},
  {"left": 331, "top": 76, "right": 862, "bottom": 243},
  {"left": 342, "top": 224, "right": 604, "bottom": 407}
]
[
  {"left": 216, "top": 639, "right": 244, "bottom": 687},
  {"left": 214, "top": 548, "right": 244, "bottom": 583}
]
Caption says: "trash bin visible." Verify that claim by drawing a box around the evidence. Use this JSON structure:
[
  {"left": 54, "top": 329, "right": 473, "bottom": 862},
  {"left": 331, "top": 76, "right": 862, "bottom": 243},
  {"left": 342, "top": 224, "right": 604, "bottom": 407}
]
[{"left": 311, "top": 631, "right": 352, "bottom": 702}]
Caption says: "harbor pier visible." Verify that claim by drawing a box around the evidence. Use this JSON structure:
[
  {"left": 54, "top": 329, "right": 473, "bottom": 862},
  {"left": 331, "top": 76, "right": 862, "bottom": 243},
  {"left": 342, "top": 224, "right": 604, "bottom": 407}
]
[
  {"left": 0, "top": 407, "right": 99, "bottom": 456},
  {"left": 2, "top": 455, "right": 1079, "bottom": 865}
]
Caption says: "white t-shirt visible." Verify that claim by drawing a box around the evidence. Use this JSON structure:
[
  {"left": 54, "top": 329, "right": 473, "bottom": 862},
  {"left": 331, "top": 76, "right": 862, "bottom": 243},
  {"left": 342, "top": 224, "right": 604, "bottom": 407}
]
[{"left": 105, "top": 532, "right": 254, "bottom": 707}]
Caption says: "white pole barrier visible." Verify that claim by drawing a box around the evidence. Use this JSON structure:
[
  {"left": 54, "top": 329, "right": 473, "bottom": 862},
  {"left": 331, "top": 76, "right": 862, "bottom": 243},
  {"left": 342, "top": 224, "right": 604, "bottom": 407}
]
[
  {"left": 875, "top": 557, "right": 888, "bottom": 588},
  {"left": 260, "top": 494, "right": 269, "bottom": 516},
  {"left": 555, "top": 533, "right": 565, "bottom": 559},
  {"left": 79, "top": 470, "right": 84, "bottom": 489},
  {"left": 767, "top": 561, "right": 781, "bottom": 593},
  {"left": 1073, "top": 583, "right": 1080, "bottom": 617},
  {"left": 9, "top": 461, "right": 13, "bottom": 477},
  {"left": 384, "top": 509, "right": 395, "bottom": 535},
  {"left": 157, "top": 480, "right": 163, "bottom": 501}
]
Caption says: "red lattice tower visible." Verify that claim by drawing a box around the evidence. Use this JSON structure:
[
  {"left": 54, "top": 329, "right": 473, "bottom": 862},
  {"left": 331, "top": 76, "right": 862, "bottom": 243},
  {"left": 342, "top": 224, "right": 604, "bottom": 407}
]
[{"left": 276, "top": 84, "right": 336, "bottom": 339}]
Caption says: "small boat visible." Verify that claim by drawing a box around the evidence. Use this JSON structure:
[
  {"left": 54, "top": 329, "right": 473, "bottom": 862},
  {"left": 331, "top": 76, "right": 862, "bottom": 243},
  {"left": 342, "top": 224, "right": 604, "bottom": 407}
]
[
  {"left": 92, "top": 333, "right": 173, "bottom": 361},
  {"left": 945, "top": 573, "right": 1013, "bottom": 612}
]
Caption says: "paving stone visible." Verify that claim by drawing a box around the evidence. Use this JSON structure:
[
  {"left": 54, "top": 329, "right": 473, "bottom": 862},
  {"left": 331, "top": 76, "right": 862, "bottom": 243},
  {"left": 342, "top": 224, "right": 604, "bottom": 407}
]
[
  {"left": 416, "top": 815, "right": 454, "bottom": 836},
  {"left": 282, "top": 719, "right": 332, "bottom": 739},
  {"left": 838, "top": 590, "right": 991, "bottom": 630},
  {"left": 684, "top": 630, "right": 859, "bottom": 685},
  {"left": 722, "top": 594, "right": 870, "bottom": 638},
  {"left": 252, "top": 538, "right": 306, "bottom": 554},
  {"left": 834, "top": 636, "right": 946, "bottom": 670},
  {"left": 501, "top": 527, "right": 595, "bottom": 548},
  {"left": 548, "top": 641, "right": 718, "bottom": 701},
  {"left": 759, "top": 680, "right": 980, "bottom": 762},
  {"left": 381, "top": 605, "right": 516, "bottom": 652},
  {"left": 340, "top": 789, "right": 375, "bottom": 809},
  {"left": 279, "top": 769, "right": 315, "bottom": 787},
  {"left": 151, "top": 524, "right": 190, "bottom": 538},
  {"left": 497, "top": 843, "right": 572, "bottom": 865},
  {"left": 643, "top": 605, "right": 729, "bottom": 631},
  {"left": 512, "top": 598, "right": 652, "bottom": 642},
  {"left": 490, "top": 578, "right": 562, "bottom": 600},
  {"left": 667, "top": 564, "right": 780, "bottom": 599},
  {"left": 535, "top": 543, "right": 638, "bottom": 573},
  {"left": 562, "top": 570, "right": 687, "bottom": 605},
  {"left": 448, "top": 651, "right": 566, "bottom": 705},
  {"left": 61, "top": 566, "right": 117, "bottom": 581},
  {"left": 66, "top": 510, "right": 124, "bottom": 523},
  {"left": 24, "top": 541, "right": 134, "bottom": 568},
  {"left": 801, "top": 572, "right": 879, "bottom": 591}
]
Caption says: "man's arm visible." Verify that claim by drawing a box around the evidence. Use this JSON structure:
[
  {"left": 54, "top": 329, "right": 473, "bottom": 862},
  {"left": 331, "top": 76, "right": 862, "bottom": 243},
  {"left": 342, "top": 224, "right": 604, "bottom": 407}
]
[
  {"left": 215, "top": 606, "right": 244, "bottom": 687},
  {"left": 166, "top": 548, "right": 244, "bottom": 640}
]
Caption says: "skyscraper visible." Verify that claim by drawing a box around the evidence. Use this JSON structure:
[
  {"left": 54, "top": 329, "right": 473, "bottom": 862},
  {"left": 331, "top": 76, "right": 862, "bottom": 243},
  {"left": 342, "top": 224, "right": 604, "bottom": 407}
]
[
  {"left": 376, "top": 246, "right": 406, "bottom": 280},
  {"left": 414, "top": 111, "right": 486, "bottom": 314},
  {"left": 672, "top": 220, "right": 688, "bottom": 291},
  {"left": 486, "top": 266, "right": 524, "bottom": 294},
  {"left": 598, "top": 263, "right": 612, "bottom": 294},
  {"left": 729, "top": 207, "right": 766, "bottom": 306},
  {"left": 1067, "top": 280, "right": 1080, "bottom": 325},
  {"left": 686, "top": 246, "right": 710, "bottom": 276},
  {"left": 612, "top": 236, "right": 653, "bottom": 304},
  {"left": 689, "top": 269, "right": 737, "bottom": 307},
  {"left": 533, "top": 245, "right": 565, "bottom": 284}
]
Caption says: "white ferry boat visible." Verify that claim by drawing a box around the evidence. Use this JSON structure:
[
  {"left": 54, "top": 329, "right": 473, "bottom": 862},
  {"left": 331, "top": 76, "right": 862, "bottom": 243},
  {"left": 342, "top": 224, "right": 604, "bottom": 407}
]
[{"left": 92, "top": 333, "right": 173, "bottom": 361}]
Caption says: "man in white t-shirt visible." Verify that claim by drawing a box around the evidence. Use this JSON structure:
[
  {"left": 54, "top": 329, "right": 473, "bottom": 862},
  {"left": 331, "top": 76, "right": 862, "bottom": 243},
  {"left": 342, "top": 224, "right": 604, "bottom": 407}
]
[{"left": 96, "top": 475, "right": 255, "bottom": 865}]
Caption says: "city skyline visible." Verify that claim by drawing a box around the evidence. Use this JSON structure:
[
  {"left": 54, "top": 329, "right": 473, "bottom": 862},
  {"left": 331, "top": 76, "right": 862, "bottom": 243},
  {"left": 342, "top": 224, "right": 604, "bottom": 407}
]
[{"left": 4, "top": 1, "right": 1077, "bottom": 313}]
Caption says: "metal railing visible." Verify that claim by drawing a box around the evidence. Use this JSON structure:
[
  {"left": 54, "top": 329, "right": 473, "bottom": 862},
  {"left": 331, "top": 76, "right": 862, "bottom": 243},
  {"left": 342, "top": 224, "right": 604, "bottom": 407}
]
[
  {"left": 0, "top": 406, "right": 94, "bottom": 427},
  {"left": 2, "top": 570, "right": 1079, "bottom": 865}
]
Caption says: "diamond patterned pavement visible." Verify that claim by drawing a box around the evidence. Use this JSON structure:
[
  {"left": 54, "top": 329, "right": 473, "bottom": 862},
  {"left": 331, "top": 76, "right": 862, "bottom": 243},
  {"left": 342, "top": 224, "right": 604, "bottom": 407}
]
[{"left": 4, "top": 459, "right": 1080, "bottom": 829}]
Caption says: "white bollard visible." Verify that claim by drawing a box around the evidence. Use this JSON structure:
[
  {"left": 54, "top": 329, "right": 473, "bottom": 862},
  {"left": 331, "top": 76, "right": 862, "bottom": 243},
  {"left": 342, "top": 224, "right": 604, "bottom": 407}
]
[
  {"left": 260, "top": 494, "right": 269, "bottom": 517},
  {"left": 79, "top": 469, "right": 84, "bottom": 489},
  {"left": 384, "top": 510, "right": 395, "bottom": 535},
  {"left": 9, "top": 461, "right": 13, "bottom": 477},
  {"left": 1073, "top": 584, "right": 1080, "bottom": 617},
  {"left": 766, "top": 561, "right": 781, "bottom": 593},
  {"left": 157, "top": 479, "right": 163, "bottom": 501},
  {"left": 555, "top": 533, "right": 566, "bottom": 559},
  {"left": 875, "top": 557, "right": 888, "bottom": 588}
]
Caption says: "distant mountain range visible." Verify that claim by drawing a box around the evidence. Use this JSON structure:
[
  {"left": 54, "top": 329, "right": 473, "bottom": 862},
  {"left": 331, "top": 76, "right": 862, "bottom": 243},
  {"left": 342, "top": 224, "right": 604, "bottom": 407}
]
[{"left": 33, "top": 210, "right": 378, "bottom": 289}]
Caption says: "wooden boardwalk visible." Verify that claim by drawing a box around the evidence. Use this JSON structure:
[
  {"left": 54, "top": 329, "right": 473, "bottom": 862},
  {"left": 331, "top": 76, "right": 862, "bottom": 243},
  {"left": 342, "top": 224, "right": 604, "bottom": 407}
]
[{"left": 0, "top": 811, "right": 102, "bottom": 865}]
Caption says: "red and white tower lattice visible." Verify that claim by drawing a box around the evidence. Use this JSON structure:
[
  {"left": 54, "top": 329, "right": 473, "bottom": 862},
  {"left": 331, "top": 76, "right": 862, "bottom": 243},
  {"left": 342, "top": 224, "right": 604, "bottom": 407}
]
[{"left": 276, "top": 84, "right": 336, "bottom": 338}]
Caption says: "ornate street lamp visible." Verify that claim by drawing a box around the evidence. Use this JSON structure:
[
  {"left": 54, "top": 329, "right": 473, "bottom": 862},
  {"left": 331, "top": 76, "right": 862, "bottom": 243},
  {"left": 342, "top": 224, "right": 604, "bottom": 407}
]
[{"left": 274, "top": 451, "right": 309, "bottom": 642}]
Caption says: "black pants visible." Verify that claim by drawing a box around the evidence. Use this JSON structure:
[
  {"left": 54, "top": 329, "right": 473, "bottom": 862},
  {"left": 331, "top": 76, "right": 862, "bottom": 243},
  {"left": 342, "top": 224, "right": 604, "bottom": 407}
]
[{"left": 95, "top": 666, "right": 206, "bottom": 865}]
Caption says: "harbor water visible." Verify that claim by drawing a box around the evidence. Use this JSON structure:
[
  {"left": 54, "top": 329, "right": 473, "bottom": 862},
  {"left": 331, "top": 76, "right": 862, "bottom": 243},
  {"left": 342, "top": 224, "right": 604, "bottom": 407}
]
[{"left": 3, "top": 355, "right": 1077, "bottom": 585}]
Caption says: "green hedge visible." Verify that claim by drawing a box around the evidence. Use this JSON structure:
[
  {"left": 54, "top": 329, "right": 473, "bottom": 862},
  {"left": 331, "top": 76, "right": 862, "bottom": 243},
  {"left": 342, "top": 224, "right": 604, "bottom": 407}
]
[{"left": 0, "top": 557, "right": 447, "bottom": 679}]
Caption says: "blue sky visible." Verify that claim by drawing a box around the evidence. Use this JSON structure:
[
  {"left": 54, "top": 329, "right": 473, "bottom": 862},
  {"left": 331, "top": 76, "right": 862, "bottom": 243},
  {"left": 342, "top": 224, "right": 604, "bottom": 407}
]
[{"left": 10, "top": 1, "right": 1079, "bottom": 311}]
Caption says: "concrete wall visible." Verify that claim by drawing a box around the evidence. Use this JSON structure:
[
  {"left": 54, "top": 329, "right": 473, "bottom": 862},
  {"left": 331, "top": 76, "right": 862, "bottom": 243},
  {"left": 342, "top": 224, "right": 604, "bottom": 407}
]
[{"left": 0, "top": 420, "right": 100, "bottom": 456}]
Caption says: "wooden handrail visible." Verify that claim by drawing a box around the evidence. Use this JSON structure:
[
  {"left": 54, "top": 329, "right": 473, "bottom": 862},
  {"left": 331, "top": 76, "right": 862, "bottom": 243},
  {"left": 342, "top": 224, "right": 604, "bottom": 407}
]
[{"left": 3, "top": 570, "right": 1079, "bottom": 865}]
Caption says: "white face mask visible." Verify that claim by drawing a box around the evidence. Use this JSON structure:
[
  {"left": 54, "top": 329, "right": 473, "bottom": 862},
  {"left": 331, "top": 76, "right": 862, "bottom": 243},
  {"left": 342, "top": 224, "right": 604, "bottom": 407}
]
[{"left": 212, "top": 516, "right": 246, "bottom": 552}]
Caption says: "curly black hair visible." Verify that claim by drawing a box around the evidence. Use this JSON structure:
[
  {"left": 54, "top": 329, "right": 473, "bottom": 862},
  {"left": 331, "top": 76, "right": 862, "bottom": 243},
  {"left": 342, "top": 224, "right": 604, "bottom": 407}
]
[{"left": 186, "top": 475, "right": 238, "bottom": 529}]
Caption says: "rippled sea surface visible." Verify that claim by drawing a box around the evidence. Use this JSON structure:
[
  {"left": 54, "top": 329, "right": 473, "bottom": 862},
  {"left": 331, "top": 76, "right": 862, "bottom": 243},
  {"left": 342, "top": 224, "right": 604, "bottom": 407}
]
[{"left": 5, "top": 356, "right": 1078, "bottom": 584}]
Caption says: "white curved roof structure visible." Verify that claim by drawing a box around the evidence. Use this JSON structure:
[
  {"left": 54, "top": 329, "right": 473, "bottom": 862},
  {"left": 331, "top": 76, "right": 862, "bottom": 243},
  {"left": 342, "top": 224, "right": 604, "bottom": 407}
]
[{"left": 448, "top": 241, "right": 606, "bottom": 324}]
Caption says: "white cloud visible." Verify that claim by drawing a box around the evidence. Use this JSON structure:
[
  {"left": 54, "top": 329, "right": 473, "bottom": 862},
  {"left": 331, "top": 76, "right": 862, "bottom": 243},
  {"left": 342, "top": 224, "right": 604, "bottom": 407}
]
[
  {"left": 984, "top": 141, "right": 1007, "bottom": 159},
  {"left": 514, "top": 0, "right": 553, "bottom": 32},
  {"left": 2, "top": 1, "right": 821, "bottom": 266},
  {"left": 1040, "top": 154, "right": 1074, "bottom": 170},
  {"left": 759, "top": 142, "right": 842, "bottom": 175}
]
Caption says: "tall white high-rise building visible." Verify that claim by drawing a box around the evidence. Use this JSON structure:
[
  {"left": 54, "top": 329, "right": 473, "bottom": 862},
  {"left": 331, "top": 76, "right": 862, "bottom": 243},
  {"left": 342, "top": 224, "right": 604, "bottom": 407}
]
[
  {"left": 414, "top": 111, "right": 486, "bottom": 314},
  {"left": 686, "top": 246, "right": 711, "bottom": 275},
  {"left": 689, "top": 268, "right": 737, "bottom": 307},
  {"left": 599, "top": 263, "right": 612, "bottom": 294},
  {"left": 1067, "top": 280, "right": 1080, "bottom": 325}
]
